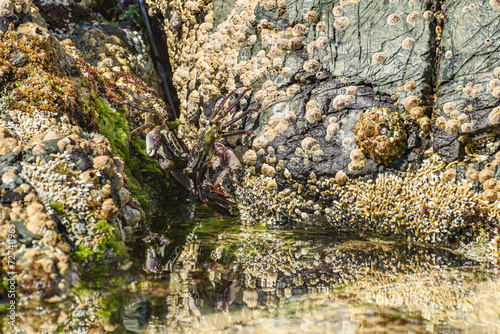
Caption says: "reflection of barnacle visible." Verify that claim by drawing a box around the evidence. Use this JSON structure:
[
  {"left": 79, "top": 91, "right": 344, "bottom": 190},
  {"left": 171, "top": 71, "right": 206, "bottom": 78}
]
[{"left": 354, "top": 107, "right": 407, "bottom": 165}]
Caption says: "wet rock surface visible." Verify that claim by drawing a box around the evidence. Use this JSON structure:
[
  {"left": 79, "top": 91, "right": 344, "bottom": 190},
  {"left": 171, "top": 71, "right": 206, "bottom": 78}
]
[
  {"left": 149, "top": 0, "right": 500, "bottom": 249},
  {"left": 0, "top": 0, "right": 174, "bottom": 330},
  {"left": 0, "top": 0, "right": 499, "bottom": 332}
]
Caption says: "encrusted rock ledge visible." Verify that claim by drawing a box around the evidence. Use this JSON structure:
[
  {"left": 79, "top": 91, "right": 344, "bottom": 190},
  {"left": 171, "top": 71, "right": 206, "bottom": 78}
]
[
  {"left": 145, "top": 0, "right": 500, "bottom": 256},
  {"left": 0, "top": 0, "right": 172, "bottom": 330}
]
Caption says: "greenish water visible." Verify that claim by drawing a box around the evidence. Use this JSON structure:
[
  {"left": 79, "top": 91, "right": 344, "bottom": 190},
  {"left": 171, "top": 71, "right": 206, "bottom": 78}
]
[
  {"left": 3, "top": 203, "right": 499, "bottom": 333},
  {"left": 73, "top": 204, "right": 499, "bottom": 333}
]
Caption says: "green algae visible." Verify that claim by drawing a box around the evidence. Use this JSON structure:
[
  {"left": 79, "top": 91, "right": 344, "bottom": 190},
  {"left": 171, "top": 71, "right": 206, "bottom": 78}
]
[
  {"left": 93, "top": 96, "right": 130, "bottom": 162},
  {"left": 49, "top": 201, "right": 64, "bottom": 215},
  {"left": 73, "top": 220, "right": 127, "bottom": 263}
]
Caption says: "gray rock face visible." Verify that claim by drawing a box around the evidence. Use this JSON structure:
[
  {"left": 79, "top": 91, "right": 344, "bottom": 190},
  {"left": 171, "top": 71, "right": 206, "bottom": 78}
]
[
  {"left": 152, "top": 0, "right": 500, "bottom": 246},
  {"left": 434, "top": 0, "right": 500, "bottom": 162}
]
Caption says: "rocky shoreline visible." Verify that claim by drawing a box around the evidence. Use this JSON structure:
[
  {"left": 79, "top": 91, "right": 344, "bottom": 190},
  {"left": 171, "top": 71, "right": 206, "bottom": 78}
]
[{"left": 0, "top": 0, "right": 499, "bottom": 332}]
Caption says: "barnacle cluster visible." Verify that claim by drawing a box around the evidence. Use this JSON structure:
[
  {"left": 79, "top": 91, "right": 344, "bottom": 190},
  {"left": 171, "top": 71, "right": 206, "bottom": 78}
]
[
  {"left": 234, "top": 154, "right": 497, "bottom": 246},
  {"left": 353, "top": 107, "right": 407, "bottom": 165}
]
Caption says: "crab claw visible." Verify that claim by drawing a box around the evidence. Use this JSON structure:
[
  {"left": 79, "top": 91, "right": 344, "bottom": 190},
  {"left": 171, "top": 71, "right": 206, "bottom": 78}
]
[
  {"left": 214, "top": 143, "right": 241, "bottom": 170},
  {"left": 146, "top": 131, "right": 158, "bottom": 157},
  {"left": 158, "top": 158, "right": 174, "bottom": 171}
]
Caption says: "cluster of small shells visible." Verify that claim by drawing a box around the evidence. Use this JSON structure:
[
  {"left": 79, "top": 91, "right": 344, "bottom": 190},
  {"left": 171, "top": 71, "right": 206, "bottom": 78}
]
[
  {"left": 234, "top": 154, "right": 499, "bottom": 245},
  {"left": 354, "top": 107, "right": 407, "bottom": 165},
  {"left": 436, "top": 101, "right": 472, "bottom": 134},
  {"left": 0, "top": 0, "right": 31, "bottom": 17},
  {"left": 465, "top": 152, "right": 500, "bottom": 204}
]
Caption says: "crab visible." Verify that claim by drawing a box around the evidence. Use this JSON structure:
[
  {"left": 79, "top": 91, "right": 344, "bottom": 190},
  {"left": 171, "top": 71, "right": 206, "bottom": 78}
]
[{"left": 135, "top": 88, "right": 258, "bottom": 216}]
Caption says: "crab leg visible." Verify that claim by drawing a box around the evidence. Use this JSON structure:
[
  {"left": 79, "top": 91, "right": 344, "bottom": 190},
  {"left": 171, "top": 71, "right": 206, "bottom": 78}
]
[
  {"left": 221, "top": 129, "right": 255, "bottom": 137},
  {"left": 221, "top": 108, "right": 259, "bottom": 128},
  {"left": 213, "top": 88, "right": 252, "bottom": 123},
  {"left": 131, "top": 122, "right": 154, "bottom": 136},
  {"left": 210, "top": 89, "right": 238, "bottom": 122}
]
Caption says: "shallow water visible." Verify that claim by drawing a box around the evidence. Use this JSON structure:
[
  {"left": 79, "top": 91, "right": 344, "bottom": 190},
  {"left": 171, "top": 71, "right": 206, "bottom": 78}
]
[
  {"left": 74, "top": 204, "right": 499, "bottom": 333},
  {"left": 4, "top": 204, "right": 499, "bottom": 333}
]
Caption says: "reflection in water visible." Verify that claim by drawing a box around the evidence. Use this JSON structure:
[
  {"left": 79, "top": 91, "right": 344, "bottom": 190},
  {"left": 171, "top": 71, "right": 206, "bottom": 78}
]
[
  {"left": 118, "top": 207, "right": 499, "bottom": 333},
  {"left": 6, "top": 205, "right": 497, "bottom": 333}
]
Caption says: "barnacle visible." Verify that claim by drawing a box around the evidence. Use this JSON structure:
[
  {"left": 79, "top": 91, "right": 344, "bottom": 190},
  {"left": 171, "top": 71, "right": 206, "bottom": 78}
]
[
  {"left": 346, "top": 86, "right": 357, "bottom": 96},
  {"left": 372, "top": 52, "right": 385, "bottom": 64},
  {"left": 288, "top": 37, "right": 302, "bottom": 49},
  {"left": 402, "top": 37, "right": 416, "bottom": 49},
  {"left": 409, "top": 107, "right": 424, "bottom": 120},
  {"left": 333, "top": 16, "right": 349, "bottom": 30},
  {"left": 307, "top": 41, "right": 319, "bottom": 54},
  {"left": 304, "top": 10, "right": 320, "bottom": 24},
  {"left": 403, "top": 95, "right": 420, "bottom": 111},
  {"left": 292, "top": 24, "right": 308, "bottom": 36},
  {"left": 316, "top": 36, "right": 329, "bottom": 49},
  {"left": 387, "top": 14, "right": 401, "bottom": 25},
  {"left": 306, "top": 108, "right": 322, "bottom": 123},
  {"left": 303, "top": 59, "right": 320, "bottom": 72},
  {"left": 335, "top": 171, "right": 348, "bottom": 185},
  {"left": 441, "top": 168, "right": 456, "bottom": 182},
  {"left": 354, "top": 107, "right": 407, "bottom": 165},
  {"left": 332, "top": 95, "right": 347, "bottom": 111},
  {"left": 326, "top": 122, "right": 340, "bottom": 139},
  {"left": 333, "top": 6, "right": 344, "bottom": 16},
  {"left": 435, "top": 117, "right": 446, "bottom": 129},
  {"left": 301, "top": 137, "right": 318, "bottom": 151},
  {"left": 444, "top": 120, "right": 460, "bottom": 134},
  {"left": 483, "top": 189, "right": 497, "bottom": 202},
  {"left": 488, "top": 107, "right": 500, "bottom": 124},
  {"left": 404, "top": 81, "right": 416, "bottom": 92},
  {"left": 283, "top": 111, "right": 297, "bottom": 124},
  {"left": 286, "top": 84, "right": 300, "bottom": 96},
  {"left": 450, "top": 109, "right": 460, "bottom": 119},
  {"left": 243, "top": 149, "right": 257, "bottom": 165},
  {"left": 406, "top": 11, "right": 419, "bottom": 23}
]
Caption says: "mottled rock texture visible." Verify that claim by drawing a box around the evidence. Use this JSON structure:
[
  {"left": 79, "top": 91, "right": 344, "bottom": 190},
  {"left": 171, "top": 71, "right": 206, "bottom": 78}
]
[
  {"left": 0, "top": 1, "right": 171, "bottom": 330},
  {"left": 150, "top": 0, "right": 500, "bottom": 248}
]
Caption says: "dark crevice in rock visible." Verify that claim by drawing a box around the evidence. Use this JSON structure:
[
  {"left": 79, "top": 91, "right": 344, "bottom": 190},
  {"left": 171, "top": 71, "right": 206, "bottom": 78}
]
[{"left": 137, "top": 0, "right": 180, "bottom": 120}]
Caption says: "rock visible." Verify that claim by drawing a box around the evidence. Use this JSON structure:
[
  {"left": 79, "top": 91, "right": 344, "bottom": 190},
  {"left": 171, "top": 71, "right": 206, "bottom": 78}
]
[
  {"left": 43, "top": 131, "right": 64, "bottom": 142},
  {"left": 101, "top": 198, "right": 118, "bottom": 220},
  {"left": 80, "top": 170, "right": 98, "bottom": 185},
  {"left": 31, "top": 143, "right": 47, "bottom": 156},
  {"left": 123, "top": 205, "right": 141, "bottom": 227},
  {"left": 93, "top": 156, "right": 114, "bottom": 178},
  {"left": 112, "top": 172, "right": 124, "bottom": 190},
  {"left": 118, "top": 188, "right": 130, "bottom": 208},
  {"left": 1, "top": 170, "right": 19, "bottom": 191}
]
